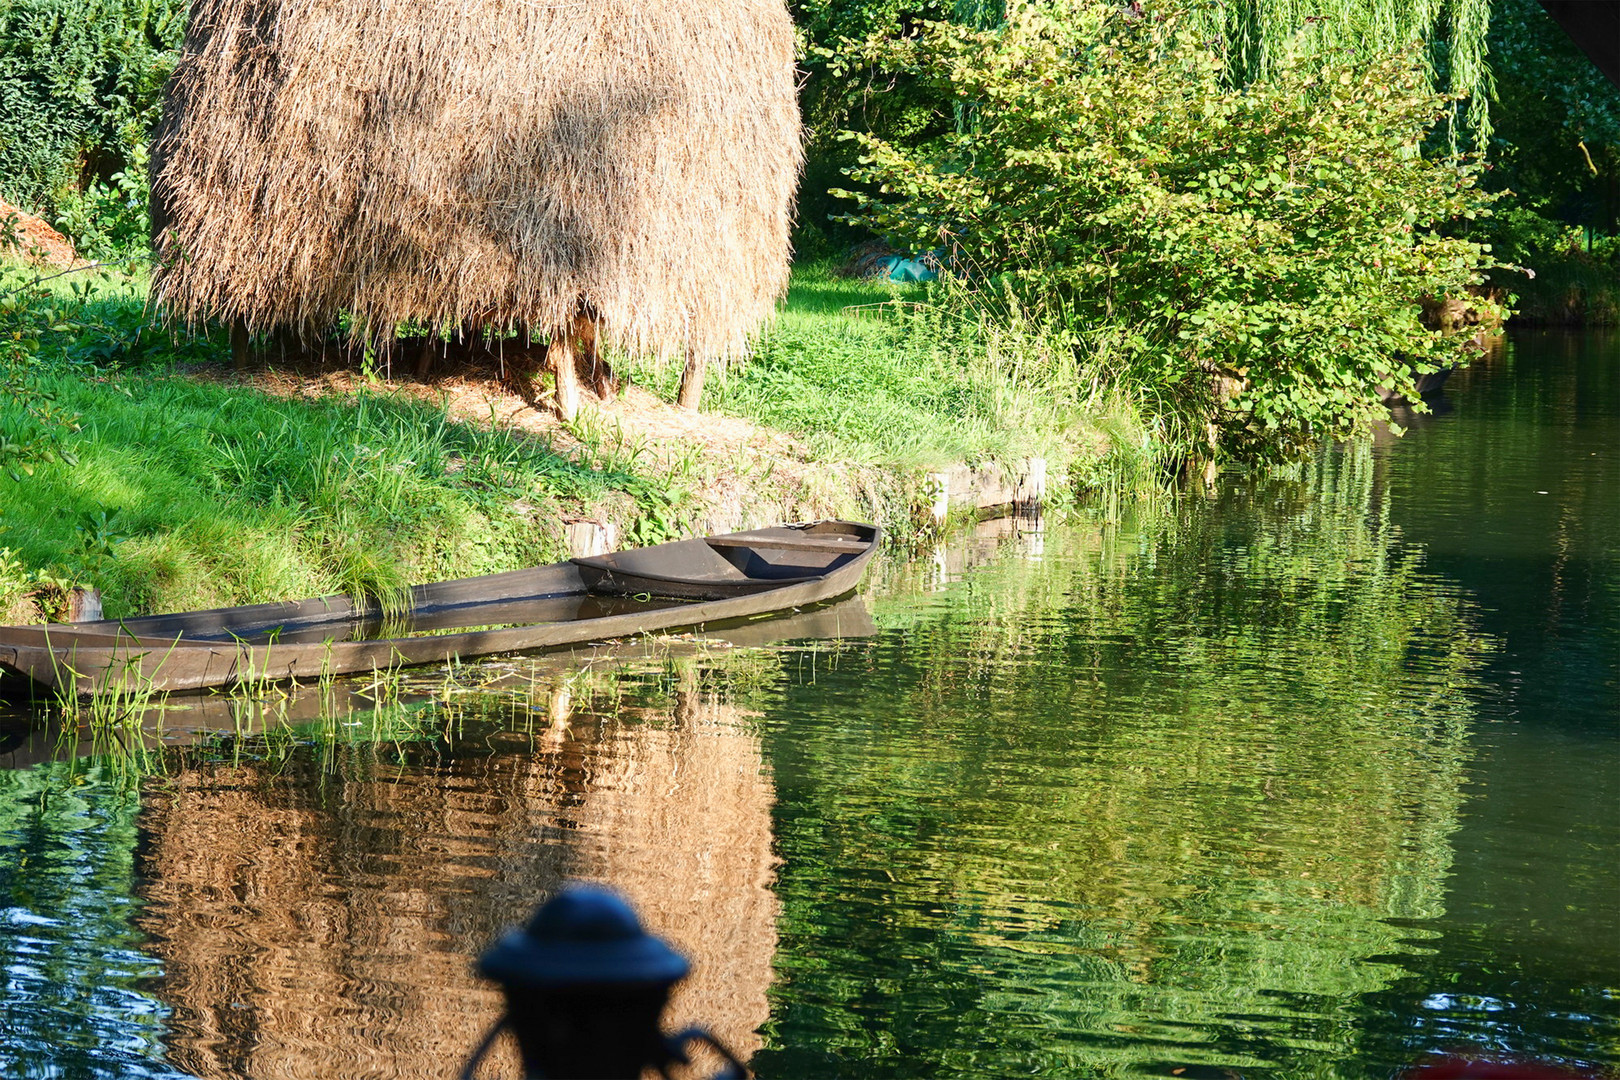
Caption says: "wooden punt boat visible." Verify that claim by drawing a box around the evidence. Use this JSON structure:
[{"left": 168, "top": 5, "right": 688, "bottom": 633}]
[
  {"left": 0, "top": 596, "right": 879, "bottom": 767},
  {"left": 0, "top": 521, "right": 879, "bottom": 698}
]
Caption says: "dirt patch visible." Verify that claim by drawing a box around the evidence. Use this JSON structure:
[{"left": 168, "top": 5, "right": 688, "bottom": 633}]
[
  {"left": 0, "top": 196, "right": 79, "bottom": 268},
  {"left": 0, "top": 593, "right": 41, "bottom": 625}
]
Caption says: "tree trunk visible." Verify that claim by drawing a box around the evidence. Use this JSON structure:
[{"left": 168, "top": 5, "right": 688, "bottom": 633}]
[
  {"left": 549, "top": 332, "right": 581, "bottom": 421},
  {"left": 677, "top": 350, "right": 706, "bottom": 410}
]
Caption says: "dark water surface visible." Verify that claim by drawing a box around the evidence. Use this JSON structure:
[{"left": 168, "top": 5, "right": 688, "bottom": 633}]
[{"left": 0, "top": 331, "right": 1615, "bottom": 1078}]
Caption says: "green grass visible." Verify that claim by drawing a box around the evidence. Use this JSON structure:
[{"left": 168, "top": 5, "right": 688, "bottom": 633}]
[
  {"left": 629, "top": 261, "right": 1144, "bottom": 480},
  {"left": 0, "top": 268, "right": 671, "bottom": 618},
  {"left": 1, "top": 368, "right": 654, "bottom": 617},
  {"left": 0, "top": 258, "right": 1149, "bottom": 620}
]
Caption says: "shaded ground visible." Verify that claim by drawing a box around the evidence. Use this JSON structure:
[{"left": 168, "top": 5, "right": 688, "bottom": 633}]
[{"left": 214, "top": 350, "right": 878, "bottom": 533}]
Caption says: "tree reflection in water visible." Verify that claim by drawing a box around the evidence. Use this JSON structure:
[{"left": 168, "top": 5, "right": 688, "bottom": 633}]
[{"left": 759, "top": 446, "right": 1493, "bottom": 1077}]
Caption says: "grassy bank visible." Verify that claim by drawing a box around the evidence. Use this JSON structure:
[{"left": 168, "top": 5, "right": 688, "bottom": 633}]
[
  {"left": 1499, "top": 253, "right": 1620, "bottom": 326},
  {"left": 0, "top": 265, "right": 708, "bottom": 620},
  {"left": 0, "top": 363, "right": 661, "bottom": 620},
  {"left": 632, "top": 261, "right": 1150, "bottom": 485},
  {"left": 0, "top": 260, "right": 1133, "bottom": 621}
]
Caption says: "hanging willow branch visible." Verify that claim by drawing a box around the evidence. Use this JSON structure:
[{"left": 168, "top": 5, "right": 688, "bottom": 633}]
[{"left": 1176, "top": 0, "right": 1495, "bottom": 146}]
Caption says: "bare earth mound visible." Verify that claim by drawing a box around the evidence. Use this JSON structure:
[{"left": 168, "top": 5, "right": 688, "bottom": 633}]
[{"left": 0, "top": 196, "right": 79, "bottom": 268}]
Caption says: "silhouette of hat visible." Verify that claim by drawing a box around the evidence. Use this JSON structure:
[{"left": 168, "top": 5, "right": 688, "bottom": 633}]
[{"left": 479, "top": 882, "right": 691, "bottom": 988}]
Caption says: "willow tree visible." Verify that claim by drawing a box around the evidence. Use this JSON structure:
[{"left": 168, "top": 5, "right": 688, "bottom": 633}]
[{"left": 1180, "top": 0, "right": 1495, "bottom": 144}]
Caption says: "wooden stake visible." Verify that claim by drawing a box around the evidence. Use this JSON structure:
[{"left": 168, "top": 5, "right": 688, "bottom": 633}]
[
  {"left": 677, "top": 349, "right": 706, "bottom": 410},
  {"left": 573, "top": 312, "right": 617, "bottom": 402},
  {"left": 549, "top": 332, "right": 581, "bottom": 421},
  {"left": 230, "top": 319, "right": 251, "bottom": 368}
]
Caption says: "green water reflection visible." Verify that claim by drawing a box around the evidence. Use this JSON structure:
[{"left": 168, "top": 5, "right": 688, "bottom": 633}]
[
  {"left": 757, "top": 449, "right": 1493, "bottom": 1077},
  {"left": 1354, "top": 332, "right": 1620, "bottom": 1070},
  {"left": 751, "top": 331, "right": 1617, "bottom": 1078}
]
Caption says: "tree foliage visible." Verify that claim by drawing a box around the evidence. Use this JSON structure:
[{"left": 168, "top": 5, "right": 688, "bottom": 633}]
[
  {"left": 790, "top": 0, "right": 963, "bottom": 244},
  {"left": 790, "top": 0, "right": 1496, "bottom": 244},
  {"left": 1484, "top": 0, "right": 1618, "bottom": 231},
  {"left": 0, "top": 216, "right": 82, "bottom": 478},
  {"left": 1474, "top": 0, "right": 1620, "bottom": 322},
  {"left": 838, "top": 1, "right": 1502, "bottom": 457},
  {"left": 0, "top": 0, "right": 185, "bottom": 236},
  {"left": 1178, "top": 0, "right": 1495, "bottom": 145}
]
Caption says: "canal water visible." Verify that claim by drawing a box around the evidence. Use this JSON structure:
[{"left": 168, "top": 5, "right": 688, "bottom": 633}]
[{"left": 0, "top": 330, "right": 1614, "bottom": 1079}]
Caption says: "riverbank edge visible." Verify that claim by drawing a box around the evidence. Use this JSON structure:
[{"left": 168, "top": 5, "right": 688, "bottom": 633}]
[
  {"left": 555, "top": 440, "right": 1053, "bottom": 561},
  {"left": 0, "top": 340, "right": 1108, "bottom": 626},
  {"left": 0, "top": 381, "right": 1080, "bottom": 623}
]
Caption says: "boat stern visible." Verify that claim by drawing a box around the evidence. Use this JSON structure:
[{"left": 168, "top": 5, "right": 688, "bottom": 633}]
[{"left": 0, "top": 641, "right": 66, "bottom": 695}]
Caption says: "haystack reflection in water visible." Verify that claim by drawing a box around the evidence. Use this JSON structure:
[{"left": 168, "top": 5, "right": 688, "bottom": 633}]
[{"left": 132, "top": 684, "right": 777, "bottom": 1079}]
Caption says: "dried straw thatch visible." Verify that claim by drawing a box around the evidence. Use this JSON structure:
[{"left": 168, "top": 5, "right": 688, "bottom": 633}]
[{"left": 150, "top": 0, "right": 801, "bottom": 411}]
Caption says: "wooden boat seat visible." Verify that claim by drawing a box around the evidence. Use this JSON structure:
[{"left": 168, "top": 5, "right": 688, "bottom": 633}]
[{"left": 705, "top": 535, "right": 868, "bottom": 554}]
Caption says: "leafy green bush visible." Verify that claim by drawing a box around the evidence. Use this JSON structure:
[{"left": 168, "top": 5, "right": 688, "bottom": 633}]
[
  {"left": 791, "top": 0, "right": 1004, "bottom": 245},
  {"left": 837, "top": 1, "right": 1503, "bottom": 458},
  {"left": 0, "top": 0, "right": 185, "bottom": 247},
  {"left": 51, "top": 144, "right": 153, "bottom": 260}
]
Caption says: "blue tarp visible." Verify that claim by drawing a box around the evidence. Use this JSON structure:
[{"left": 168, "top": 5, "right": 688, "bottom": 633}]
[{"left": 878, "top": 255, "right": 938, "bottom": 283}]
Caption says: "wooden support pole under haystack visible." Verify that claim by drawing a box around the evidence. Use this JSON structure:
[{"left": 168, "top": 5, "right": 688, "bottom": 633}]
[
  {"left": 678, "top": 350, "right": 706, "bottom": 411},
  {"left": 543, "top": 311, "right": 619, "bottom": 420},
  {"left": 547, "top": 327, "right": 583, "bottom": 421},
  {"left": 574, "top": 311, "right": 616, "bottom": 403},
  {"left": 230, "top": 320, "right": 251, "bottom": 368},
  {"left": 413, "top": 336, "right": 436, "bottom": 380}
]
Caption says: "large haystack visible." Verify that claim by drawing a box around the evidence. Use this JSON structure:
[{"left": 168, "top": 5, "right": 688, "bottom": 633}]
[{"left": 150, "top": 0, "right": 800, "bottom": 412}]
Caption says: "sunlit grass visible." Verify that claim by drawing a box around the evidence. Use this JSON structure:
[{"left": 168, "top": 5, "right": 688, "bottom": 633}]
[
  {"left": 628, "top": 262, "right": 1146, "bottom": 485},
  {"left": 700, "top": 262, "right": 1062, "bottom": 467},
  {"left": 0, "top": 257, "right": 1152, "bottom": 622},
  {"left": 667, "top": 261, "right": 1151, "bottom": 498},
  {"left": 0, "top": 299, "right": 661, "bottom": 616}
]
